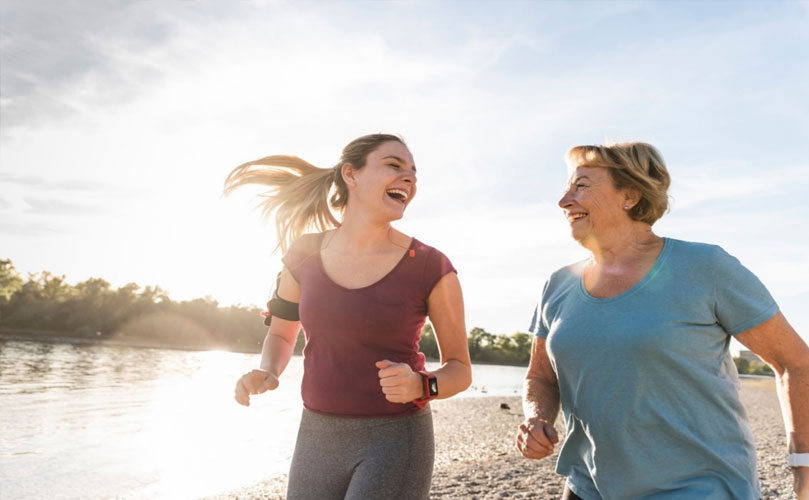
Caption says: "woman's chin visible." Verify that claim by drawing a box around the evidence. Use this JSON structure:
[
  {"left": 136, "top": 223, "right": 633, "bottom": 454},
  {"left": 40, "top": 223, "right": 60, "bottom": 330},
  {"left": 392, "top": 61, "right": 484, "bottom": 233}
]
[
  {"left": 570, "top": 229, "right": 589, "bottom": 245},
  {"left": 382, "top": 202, "right": 407, "bottom": 220}
]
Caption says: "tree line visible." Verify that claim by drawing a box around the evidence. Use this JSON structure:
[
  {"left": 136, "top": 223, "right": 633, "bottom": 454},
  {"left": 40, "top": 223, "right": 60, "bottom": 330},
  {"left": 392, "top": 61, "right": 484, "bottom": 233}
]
[
  {"left": 0, "top": 259, "right": 533, "bottom": 365},
  {"left": 0, "top": 258, "right": 774, "bottom": 374}
]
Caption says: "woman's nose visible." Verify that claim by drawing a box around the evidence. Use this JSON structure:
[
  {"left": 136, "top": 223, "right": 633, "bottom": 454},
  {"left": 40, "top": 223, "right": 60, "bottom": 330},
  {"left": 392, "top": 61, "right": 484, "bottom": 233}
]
[{"left": 558, "top": 190, "right": 572, "bottom": 208}]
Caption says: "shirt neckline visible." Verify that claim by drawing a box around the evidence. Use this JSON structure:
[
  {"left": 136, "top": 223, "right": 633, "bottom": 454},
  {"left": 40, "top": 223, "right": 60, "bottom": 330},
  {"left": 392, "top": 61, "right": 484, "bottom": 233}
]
[
  {"left": 576, "top": 237, "right": 673, "bottom": 304},
  {"left": 317, "top": 232, "right": 417, "bottom": 292}
]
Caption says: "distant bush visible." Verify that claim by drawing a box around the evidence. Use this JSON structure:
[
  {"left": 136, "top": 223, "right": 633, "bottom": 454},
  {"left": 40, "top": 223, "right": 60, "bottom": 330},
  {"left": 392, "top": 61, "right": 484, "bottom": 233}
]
[
  {"left": 734, "top": 356, "right": 774, "bottom": 376},
  {"left": 0, "top": 258, "right": 267, "bottom": 351},
  {"left": 420, "top": 323, "right": 532, "bottom": 366}
]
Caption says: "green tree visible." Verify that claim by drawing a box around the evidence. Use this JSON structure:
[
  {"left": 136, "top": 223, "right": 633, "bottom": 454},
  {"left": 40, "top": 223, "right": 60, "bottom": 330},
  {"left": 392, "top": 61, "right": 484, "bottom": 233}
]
[
  {"left": 467, "top": 327, "right": 495, "bottom": 360},
  {"left": 734, "top": 356, "right": 774, "bottom": 376},
  {"left": 0, "top": 259, "right": 23, "bottom": 322},
  {"left": 418, "top": 323, "right": 440, "bottom": 360}
]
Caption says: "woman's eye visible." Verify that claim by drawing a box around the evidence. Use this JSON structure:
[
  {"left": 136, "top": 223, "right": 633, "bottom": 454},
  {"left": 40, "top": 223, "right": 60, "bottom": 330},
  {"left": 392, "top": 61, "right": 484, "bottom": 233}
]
[
  {"left": 388, "top": 163, "right": 400, "bottom": 169},
  {"left": 575, "top": 183, "right": 586, "bottom": 189}
]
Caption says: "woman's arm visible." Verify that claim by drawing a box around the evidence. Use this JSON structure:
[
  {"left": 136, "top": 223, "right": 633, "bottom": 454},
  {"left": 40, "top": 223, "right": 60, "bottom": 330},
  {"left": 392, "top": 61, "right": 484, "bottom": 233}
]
[
  {"left": 523, "top": 337, "right": 561, "bottom": 422},
  {"left": 258, "top": 267, "right": 302, "bottom": 375},
  {"left": 234, "top": 267, "right": 302, "bottom": 406},
  {"left": 736, "top": 311, "right": 809, "bottom": 498},
  {"left": 518, "top": 336, "right": 561, "bottom": 460},
  {"left": 423, "top": 272, "right": 472, "bottom": 399},
  {"left": 376, "top": 272, "right": 472, "bottom": 403}
]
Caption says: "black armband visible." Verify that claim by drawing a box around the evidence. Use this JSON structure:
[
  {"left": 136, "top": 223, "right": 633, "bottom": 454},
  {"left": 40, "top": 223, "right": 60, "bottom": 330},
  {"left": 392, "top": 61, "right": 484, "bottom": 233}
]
[
  {"left": 268, "top": 296, "right": 300, "bottom": 321},
  {"left": 262, "top": 270, "right": 300, "bottom": 325}
]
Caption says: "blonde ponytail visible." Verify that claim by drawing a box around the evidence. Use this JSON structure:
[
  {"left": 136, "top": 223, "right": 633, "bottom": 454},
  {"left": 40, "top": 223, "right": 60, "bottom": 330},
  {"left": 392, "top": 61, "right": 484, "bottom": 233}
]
[
  {"left": 224, "top": 155, "right": 339, "bottom": 253},
  {"left": 225, "top": 133, "right": 406, "bottom": 253}
]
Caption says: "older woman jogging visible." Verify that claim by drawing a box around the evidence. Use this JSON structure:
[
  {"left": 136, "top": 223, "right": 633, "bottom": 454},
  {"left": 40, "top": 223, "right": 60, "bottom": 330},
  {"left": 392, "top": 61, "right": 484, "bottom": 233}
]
[{"left": 517, "top": 142, "right": 809, "bottom": 500}]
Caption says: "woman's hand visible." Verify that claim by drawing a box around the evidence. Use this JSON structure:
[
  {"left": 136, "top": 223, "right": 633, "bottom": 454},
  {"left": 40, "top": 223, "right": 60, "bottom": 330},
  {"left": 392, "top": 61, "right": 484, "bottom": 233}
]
[
  {"left": 796, "top": 466, "right": 809, "bottom": 500},
  {"left": 516, "top": 417, "right": 559, "bottom": 460},
  {"left": 234, "top": 369, "right": 279, "bottom": 406},
  {"left": 376, "top": 360, "right": 423, "bottom": 404}
]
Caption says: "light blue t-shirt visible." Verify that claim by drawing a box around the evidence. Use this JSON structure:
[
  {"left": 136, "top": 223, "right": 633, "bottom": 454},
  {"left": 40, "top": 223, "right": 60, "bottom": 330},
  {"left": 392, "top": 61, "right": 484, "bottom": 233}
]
[{"left": 529, "top": 238, "right": 778, "bottom": 500}]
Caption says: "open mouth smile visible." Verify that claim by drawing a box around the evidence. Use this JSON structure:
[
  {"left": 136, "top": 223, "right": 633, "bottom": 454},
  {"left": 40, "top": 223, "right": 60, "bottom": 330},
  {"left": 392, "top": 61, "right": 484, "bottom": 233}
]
[
  {"left": 567, "top": 212, "right": 588, "bottom": 223},
  {"left": 386, "top": 188, "right": 409, "bottom": 206}
]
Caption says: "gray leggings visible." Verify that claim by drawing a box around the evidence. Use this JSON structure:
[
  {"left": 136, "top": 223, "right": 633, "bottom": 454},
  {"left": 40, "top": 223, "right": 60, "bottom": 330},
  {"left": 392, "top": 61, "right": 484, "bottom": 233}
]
[{"left": 286, "top": 407, "right": 434, "bottom": 500}]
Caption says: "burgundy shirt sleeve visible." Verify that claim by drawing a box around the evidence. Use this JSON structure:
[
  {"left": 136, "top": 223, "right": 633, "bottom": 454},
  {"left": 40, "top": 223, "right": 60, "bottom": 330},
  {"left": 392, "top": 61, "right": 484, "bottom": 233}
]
[
  {"left": 281, "top": 233, "right": 320, "bottom": 283},
  {"left": 422, "top": 247, "right": 456, "bottom": 298},
  {"left": 281, "top": 248, "right": 304, "bottom": 283}
]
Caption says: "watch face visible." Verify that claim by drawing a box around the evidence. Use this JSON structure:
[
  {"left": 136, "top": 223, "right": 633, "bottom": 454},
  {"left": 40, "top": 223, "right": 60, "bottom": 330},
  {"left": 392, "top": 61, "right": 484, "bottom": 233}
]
[{"left": 429, "top": 379, "right": 438, "bottom": 396}]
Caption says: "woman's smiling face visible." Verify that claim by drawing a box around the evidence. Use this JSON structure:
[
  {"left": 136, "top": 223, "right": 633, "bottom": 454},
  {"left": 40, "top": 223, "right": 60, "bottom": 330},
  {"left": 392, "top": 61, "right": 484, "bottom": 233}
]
[
  {"left": 348, "top": 141, "right": 417, "bottom": 221},
  {"left": 558, "top": 164, "right": 631, "bottom": 246}
]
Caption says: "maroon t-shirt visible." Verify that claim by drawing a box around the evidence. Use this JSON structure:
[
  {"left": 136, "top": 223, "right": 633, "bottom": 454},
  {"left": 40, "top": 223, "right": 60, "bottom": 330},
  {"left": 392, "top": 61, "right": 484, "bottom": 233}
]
[{"left": 281, "top": 232, "right": 456, "bottom": 418}]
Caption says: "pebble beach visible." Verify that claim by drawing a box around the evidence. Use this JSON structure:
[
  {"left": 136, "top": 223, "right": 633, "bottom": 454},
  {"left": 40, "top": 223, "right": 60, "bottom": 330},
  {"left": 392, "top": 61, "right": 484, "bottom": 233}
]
[{"left": 202, "top": 378, "right": 794, "bottom": 500}]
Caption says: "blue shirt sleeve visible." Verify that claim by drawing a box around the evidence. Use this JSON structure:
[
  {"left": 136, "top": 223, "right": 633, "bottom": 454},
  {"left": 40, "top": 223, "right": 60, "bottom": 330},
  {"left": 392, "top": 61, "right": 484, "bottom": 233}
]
[
  {"left": 711, "top": 246, "right": 778, "bottom": 335},
  {"left": 528, "top": 279, "right": 550, "bottom": 338}
]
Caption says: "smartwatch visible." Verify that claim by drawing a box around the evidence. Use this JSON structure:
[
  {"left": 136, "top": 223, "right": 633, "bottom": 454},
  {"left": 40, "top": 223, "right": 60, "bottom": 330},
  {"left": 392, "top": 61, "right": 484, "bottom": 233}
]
[{"left": 412, "top": 371, "right": 438, "bottom": 409}]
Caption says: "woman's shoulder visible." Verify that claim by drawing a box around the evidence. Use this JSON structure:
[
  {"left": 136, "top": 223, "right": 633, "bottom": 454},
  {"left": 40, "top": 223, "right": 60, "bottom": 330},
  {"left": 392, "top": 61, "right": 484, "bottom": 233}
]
[
  {"left": 287, "top": 231, "right": 326, "bottom": 255},
  {"left": 533, "top": 260, "right": 587, "bottom": 298},
  {"left": 552, "top": 259, "right": 588, "bottom": 280},
  {"left": 663, "top": 237, "right": 727, "bottom": 261},
  {"left": 410, "top": 236, "right": 437, "bottom": 253},
  {"left": 409, "top": 237, "right": 453, "bottom": 265},
  {"left": 657, "top": 238, "right": 750, "bottom": 282}
]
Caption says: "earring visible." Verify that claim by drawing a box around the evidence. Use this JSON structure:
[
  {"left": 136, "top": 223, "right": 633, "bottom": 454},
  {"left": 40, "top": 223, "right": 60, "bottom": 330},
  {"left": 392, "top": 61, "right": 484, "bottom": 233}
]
[{"left": 623, "top": 205, "right": 629, "bottom": 210}]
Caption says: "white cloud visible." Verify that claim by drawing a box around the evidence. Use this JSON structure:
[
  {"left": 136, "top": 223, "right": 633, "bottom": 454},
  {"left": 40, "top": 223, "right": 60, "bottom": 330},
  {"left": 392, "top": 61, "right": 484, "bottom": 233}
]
[{"left": 669, "top": 164, "right": 809, "bottom": 210}]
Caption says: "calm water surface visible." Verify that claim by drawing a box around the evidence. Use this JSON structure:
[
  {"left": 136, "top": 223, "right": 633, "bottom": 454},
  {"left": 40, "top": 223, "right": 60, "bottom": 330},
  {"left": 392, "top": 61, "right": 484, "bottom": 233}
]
[{"left": 0, "top": 339, "right": 526, "bottom": 500}]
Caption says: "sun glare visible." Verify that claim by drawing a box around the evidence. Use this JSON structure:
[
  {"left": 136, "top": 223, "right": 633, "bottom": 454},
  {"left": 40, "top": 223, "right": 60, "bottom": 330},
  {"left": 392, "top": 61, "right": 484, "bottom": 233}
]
[{"left": 130, "top": 350, "right": 303, "bottom": 499}]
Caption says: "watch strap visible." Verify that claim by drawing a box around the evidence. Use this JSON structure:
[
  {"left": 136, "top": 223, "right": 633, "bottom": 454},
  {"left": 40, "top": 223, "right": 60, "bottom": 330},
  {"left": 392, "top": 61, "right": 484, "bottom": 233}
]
[
  {"left": 412, "top": 371, "right": 437, "bottom": 409},
  {"left": 788, "top": 453, "right": 809, "bottom": 467}
]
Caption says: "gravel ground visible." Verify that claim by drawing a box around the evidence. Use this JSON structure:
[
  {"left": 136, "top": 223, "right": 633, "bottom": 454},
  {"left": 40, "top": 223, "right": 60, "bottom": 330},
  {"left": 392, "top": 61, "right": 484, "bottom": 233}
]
[{"left": 201, "top": 378, "right": 794, "bottom": 500}]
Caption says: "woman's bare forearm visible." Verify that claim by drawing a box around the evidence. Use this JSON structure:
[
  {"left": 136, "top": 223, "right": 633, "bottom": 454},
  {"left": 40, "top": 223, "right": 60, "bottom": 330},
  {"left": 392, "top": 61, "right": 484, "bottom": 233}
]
[
  {"left": 431, "top": 358, "right": 472, "bottom": 400},
  {"left": 523, "top": 336, "right": 561, "bottom": 422},
  {"left": 523, "top": 376, "right": 560, "bottom": 422},
  {"left": 258, "top": 325, "right": 299, "bottom": 377},
  {"left": 775, "top": 362, "right": 809, "bottom": 453}
]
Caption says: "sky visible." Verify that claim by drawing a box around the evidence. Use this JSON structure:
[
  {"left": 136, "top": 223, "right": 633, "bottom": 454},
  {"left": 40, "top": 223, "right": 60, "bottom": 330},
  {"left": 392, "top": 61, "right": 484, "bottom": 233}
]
[{"left": 1, "top": 1, "right": 808, "bottom": 348}]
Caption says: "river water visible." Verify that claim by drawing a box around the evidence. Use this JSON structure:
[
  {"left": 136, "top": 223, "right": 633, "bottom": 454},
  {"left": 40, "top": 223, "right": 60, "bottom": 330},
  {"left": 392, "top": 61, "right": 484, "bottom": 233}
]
[{"left": 0, "top": 339, "right": 526, "bottom": 500}]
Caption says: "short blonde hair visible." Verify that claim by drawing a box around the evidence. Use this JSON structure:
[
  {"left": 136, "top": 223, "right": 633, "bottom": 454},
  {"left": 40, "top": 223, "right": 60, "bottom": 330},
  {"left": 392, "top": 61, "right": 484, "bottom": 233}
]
[{"left": 565, "top": 142, "right": 671, "bottom": 225}]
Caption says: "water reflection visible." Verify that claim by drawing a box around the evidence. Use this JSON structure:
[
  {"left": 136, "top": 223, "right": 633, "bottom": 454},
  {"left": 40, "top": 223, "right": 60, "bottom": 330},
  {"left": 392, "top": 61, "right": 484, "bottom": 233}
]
[
  {"left": 0, "top": 339, "right": 527, "bottom": 500},
  {"left": 1, "top": 339, "right": 306, "bottom": 500}
]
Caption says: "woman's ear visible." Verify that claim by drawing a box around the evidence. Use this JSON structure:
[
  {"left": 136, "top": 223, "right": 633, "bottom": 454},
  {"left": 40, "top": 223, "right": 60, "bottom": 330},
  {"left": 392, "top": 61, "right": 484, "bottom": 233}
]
[
  {"left": 623, "top": 189, "right": 641, "bottom": 210},
  {"left": 341, "top": 162, "right": 358, "bottom": 188}
]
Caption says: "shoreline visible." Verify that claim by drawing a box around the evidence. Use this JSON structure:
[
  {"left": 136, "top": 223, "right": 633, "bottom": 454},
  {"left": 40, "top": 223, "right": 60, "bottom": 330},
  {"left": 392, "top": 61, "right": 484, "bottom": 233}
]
[
  {"left": 200, "top": 378, "right": 793, "bottom": 500},
  {"left": 0, "top": 333, "right": 536, "bottom": 368},
  {"left": 0, "top": 330, "right": 261, "bottom": 354}
]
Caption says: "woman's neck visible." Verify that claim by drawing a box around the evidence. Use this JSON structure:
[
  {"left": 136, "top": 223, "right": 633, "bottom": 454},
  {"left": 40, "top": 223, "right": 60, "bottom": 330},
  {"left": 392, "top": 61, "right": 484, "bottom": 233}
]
[
  {"left": 330, "top": 219, "right": 389, "bottom": 252},
  {"left": 326, "top": 208, "right": 409, "bottom": 254},
  {"left": 584, "top": 223, "right": 663, "bottom": 269}
]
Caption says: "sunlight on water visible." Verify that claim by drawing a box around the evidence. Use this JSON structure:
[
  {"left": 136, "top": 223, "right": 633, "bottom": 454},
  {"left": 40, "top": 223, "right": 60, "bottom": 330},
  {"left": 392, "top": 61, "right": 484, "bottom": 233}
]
[
  {"left": 129, "top": 350, "right": 306, "bottom": 500},
  {"left": 0, "top": 340, "right": 525, "bottom": 500}
]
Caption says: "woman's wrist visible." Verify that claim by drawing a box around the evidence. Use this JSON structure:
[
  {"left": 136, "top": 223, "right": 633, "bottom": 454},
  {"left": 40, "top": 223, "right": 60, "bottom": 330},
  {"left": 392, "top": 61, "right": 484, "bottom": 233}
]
[
  {"left": 413, "top": 371, "right": 426, "bottom": 400},
  {"left": 789, "top": 432, "right": 809, "bottom": 453},
  {"left": 258, "top": 365, "right": 280, "bottom": 378}
]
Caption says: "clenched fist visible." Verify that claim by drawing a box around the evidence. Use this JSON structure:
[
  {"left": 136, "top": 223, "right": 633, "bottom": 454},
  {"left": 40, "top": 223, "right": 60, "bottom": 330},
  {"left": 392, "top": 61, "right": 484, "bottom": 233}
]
[
  {"left": 516, "top": 417, "right": 559, "bottom": 460},
  {"left": 234, "top": 369, "right": 279, "bottom": 406},
  {"left": 376, "top": 359, "right": 423, "bottom": 404}
]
